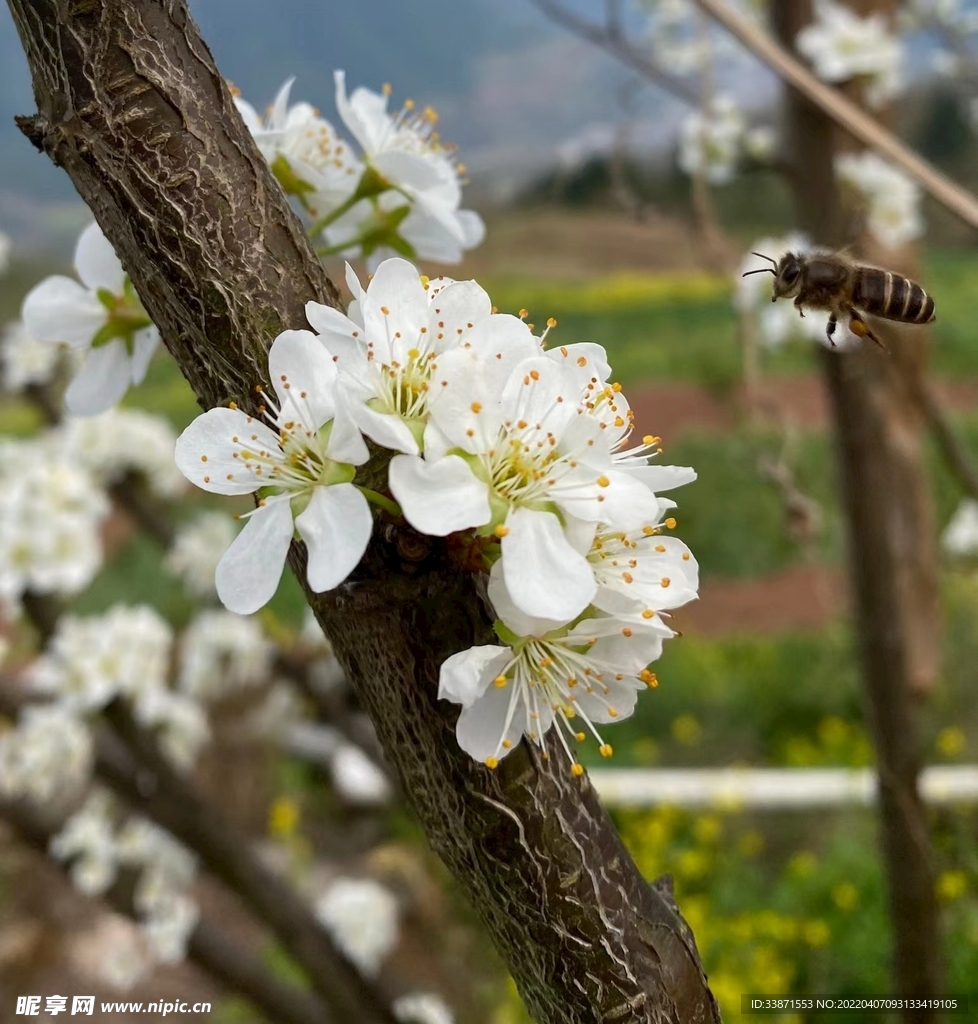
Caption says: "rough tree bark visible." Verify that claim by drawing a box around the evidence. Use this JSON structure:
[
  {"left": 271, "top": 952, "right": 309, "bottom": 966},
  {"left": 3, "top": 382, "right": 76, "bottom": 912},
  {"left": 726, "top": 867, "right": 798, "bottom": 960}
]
[
  {"left": 5, "top": 3, "right": 719, "bottom": 1021},
  {"left": 772, "top": 2, "right": 944, "bottom": 1018}
]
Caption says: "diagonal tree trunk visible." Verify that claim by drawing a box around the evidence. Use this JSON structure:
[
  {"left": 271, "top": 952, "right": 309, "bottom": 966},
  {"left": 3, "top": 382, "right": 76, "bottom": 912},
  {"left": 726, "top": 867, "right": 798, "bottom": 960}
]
[
  {"left": 772, "top": 2, "right": 944, "bottom": 1017},
  {"left": 4, "top": 3, "right": 719, "bottom": 1021}
]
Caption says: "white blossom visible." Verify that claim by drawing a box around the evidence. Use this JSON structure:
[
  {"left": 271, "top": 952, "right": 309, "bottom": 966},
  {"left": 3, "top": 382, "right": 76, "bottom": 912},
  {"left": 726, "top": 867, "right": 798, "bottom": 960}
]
[
  {"left": 797, "top": 0, "right": 902, "bottom": 108},
  {"left": 394, "top": 993, "right": 455, "bottom": 1024},
  {"left": 438, "top": 561, "right": 679, "bottom": 771},
  {"left": 177, "top": 610, "right": 273, "bottom": 700},
  {"left": 89, "top": 916, "right": 153, "bottom": 992},
  {"left": 141, "top": 894, "right": 200, "bottom": 963},
  {"left": 835, "top": 151, "right": 923, "bottom": 249},
  {"left": 164, "top": 511, "right": 239, "bottom": 597},
  {"left": 174, "top": 329, "right": 372, "bottom": 615},
  {"left": 0, "top": 704, "right": 93, "bottom": 804},
  {"left": 1, "top": 320, "right": 62, "bottom": 391},
  {"left": 314, "top": 877, "right": 399, "bottom": 977},
  {"left": 30, "top": 605, "right": 173, "bottom": 712},
  {"left": 678, "top": 95, "right": 745, "bottom": 185},
  {"left": 389, "top": 352, "right": 659, "bottom": 622},
  {"left": 327, "top": 71, "right": 485, "bottom": 268},
  {"left": 330, "top": 744, "right": 392, "bottom": 805},
  {"left": 234, "top": 77, "right": 362, "bottom": 212},
  {"left": 21, "top": 222, "right": 159, "bottom": 415},
  {"left": 942, "top": 498, "right": 978, "bottom": 556},
  {"left": 305, "top": 258, "right": 538, "bottom": 457},
  {"left": 49, "top": 790, "right": 118, "bottom": 897},
  {"left": 744, "top": 125, "right": 777, "bottom": 162},
  {"left": 0, "top": 435, "right": 109, "bottom": 607},
  {"left": 132, "top": 687, "right": 210, "bottom": 772}
]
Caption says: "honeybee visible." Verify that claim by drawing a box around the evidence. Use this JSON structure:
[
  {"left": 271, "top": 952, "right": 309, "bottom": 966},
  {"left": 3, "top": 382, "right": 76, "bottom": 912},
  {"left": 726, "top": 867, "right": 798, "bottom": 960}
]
[{"left": 743, "top": 250, "right": 936, "bottom": 348}]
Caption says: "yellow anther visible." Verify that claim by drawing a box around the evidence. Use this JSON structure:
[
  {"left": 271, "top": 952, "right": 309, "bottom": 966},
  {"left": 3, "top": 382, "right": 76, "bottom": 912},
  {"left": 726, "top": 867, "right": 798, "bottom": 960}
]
[
  {"left": 607, "top": 707, "right": 619, "bottom": 718},
  {"left": 575, "top": 731, "right": 586, "bottom": 742},
  {"left": 599, "top": 744, "right": 613, "bottom": 758},
  {"left": 471, "top": 402, "right": 482, "bottom": 413},
  {"left": 494, "top": 524, "right": 509, "bottom": 538},
  {"left": 621, "top": 627, "right": 633, "bottom": 637},
  {"left": 502, "top": 740, "right": 512, "bottom": 749},
  {"left": 547, "top": 317, "right": 557, "bottom": 328},
  {"left": 494, "top": 675, "right": 507, "bottom": 688},
  {"left": 665, "top": 517, "right": 677, "bottom": 529},
  {"left": 642, "top": 525, "right": 655, "bottom": 536},
  {"left": 641, "top": 609, "right": 655, "bottom": 620},
  {"left": 570, "top": 763, "right": 585, "bottom": 777},
  {"left": 228, "top": 401, "right": 238, "bottom": 409},
  {"left": 383, "top": 83, "right": 392, "bottom": 95},
  {"left": 518, "top": 308, "right": 529, "bottom": 319},
  {"left": 597, "top": 475, "right": 610, "bottom": 487},
  {"left": 683, "top": 552, "right": 691, "bottom": 561},
  {"left": 485, "top": 757, "right": 499, "bottom": 769}
]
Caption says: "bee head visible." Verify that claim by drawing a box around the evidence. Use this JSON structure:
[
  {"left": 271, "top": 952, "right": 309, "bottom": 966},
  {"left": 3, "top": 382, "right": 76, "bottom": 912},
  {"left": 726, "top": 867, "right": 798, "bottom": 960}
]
[{"left": 772, "top": 253, "right": 804, "bottom": 301}]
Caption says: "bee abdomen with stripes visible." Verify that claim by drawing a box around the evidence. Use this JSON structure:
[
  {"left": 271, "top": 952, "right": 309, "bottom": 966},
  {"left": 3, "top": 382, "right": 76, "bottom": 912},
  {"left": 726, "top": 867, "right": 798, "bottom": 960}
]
[{"left": 852, "top": 267, "right": 936, "bottom": 325}]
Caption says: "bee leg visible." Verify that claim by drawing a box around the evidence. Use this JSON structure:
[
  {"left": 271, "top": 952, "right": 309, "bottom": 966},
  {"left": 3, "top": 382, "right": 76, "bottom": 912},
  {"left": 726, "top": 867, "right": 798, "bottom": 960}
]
[
  {"left": 848, "top": 312, "right": 888, "bottom": 352},
  {"left": 794, "top": 298, "right": 806, "bottom": 318},
  {"left": 825, "top": 315, "right": 838, "bottom": 347}
]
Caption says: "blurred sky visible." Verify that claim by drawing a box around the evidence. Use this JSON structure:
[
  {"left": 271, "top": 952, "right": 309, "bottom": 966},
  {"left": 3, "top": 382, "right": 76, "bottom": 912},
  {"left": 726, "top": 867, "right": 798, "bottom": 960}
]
[{"left": 0, "top": 0, "right": 779, "bottom": 247}]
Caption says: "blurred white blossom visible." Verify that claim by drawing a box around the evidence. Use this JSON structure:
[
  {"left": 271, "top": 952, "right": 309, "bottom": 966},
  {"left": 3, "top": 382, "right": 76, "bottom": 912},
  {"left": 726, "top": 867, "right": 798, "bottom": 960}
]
[
  {"left": 1, "top": 320, "right": 62, "bottom": 392},
  {"left": 234, "top": 77, "right": 362, "bottom": 212},
  {"left": 942, "top": 499, "right": 978, "bottom": 555},
  {"left": 164, "top": 511, "right": 239, "bottom": 598},
  {"left": 0, "top": 704, "right": 93, "bottom": 804},
  {"left": 835, "top": 150, "right": 924, "bottom": 249},
  {"left": 178, "top": 610, "right": 273, "bottom": 700},
  {"left": 132, "top": 686, "right": 210, "bottom": 772},
  {"left": 62, "top": 408, "right": 184, "bottom": 498},
  {"left": 31, "top": 605, "right": 173, "bottom": 712},
  {"left": 330, "top": 744, "right": 392, "bottom": 806},
  {"left": 797, "top": 0, "right": 902, "bottom": 108},
  {"left": 678, "top": 95, "right": 745, "bottom": 185},
  {"left": 0, "top": 435, "right": 109, "bottom": 608},
  {"left": 394, "top": 993, "right": 455, "bottom": 1024},
  {"left": 744, "top": 125, "right": 777, "bottom": 162},
  {"left": 21, "top": 222, "right": 159, "bottom": 415},
  {"left": 49, "top": 789, "right": 118, "bottom": 897},
  {"left": 325, "top": 71, "right": 485, "bottom": 269},
  {"left": 314, "top": 877, "right": 399, "bottom": 976}
]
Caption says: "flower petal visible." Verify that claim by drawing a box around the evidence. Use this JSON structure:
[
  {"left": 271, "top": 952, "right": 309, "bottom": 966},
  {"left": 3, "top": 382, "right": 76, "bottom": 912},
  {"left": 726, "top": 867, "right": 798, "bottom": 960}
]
[
  {"left": 388, "top": 455, "right": 490, "bottom": 535},
  {"left": 361, "top": 258, "right": 429, "bottom": 364},
  {"left": 295, "top": 483, "right": 372, "bottom": 592},
  {"left": 545, "top": 342, "right": 611, "bottom": 385},
  {"left": 487, "top": 559, "right": 568, "bottom": 639},
  {"left": 303, "top": 301, "right": 367, "bottom": 372},
  {"left": 348, "top": 400, "right": 420, "bottom": 455},
  {"left": 215, "top": 500, "right": 294, "bottom": 615},
  {"left": 438, "top": 645, "right": 511, "bottom": 705},
  {"left": 130, "top": 326, "right": 160, "bottom": 384},
  {"left": 174, "top": 407, "right": 280, "bottom": 495},
  {"left": 501, "top": 508, "right": 596, "bottom": 621},
  {"left": 427, "top": 279, "right": 492, "bottom": 344},
  {"left": 454, "top": 675, "right": 529, "bottom": 763},
  {"left": 22, "top": 277, "right": 107, "bottom": 348},
  {"left": 625, "top": 464, "right": 698, "bottom": 492},
  {"left": 74, "top": 222, "right": 126, "bottom": 294},
  {"left": 326, "top": 388, "right": 370, "bottom": 465},
  {"left": 268, "top": 329, "right": 338, "bottom": 429},
  {"left": 64, "top": 341, "right": 131, "bottom": 415},
  {"left": 334, "top": 71, "right": 390, "bottom": 155}
]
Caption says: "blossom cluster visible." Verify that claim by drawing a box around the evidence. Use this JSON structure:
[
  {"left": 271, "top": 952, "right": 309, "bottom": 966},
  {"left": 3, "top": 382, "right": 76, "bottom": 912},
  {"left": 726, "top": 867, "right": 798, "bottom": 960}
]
[
  {"left": 678, "top": 95, "right": 777, "bottom": 186},
  {"left": 175, "top": 256, "right": 698, "bottom": 771},
  {"left": 234, "top": 71, "right": 484, "bottom": 270},
  {"left": 797, "top": 0, "right": 902, "bottom": 108},
  {"left": 49, "top": 789, "right": 199, "bottom": 972},
  {"left": 0, "top": 406, "right": 185, "bottom": 614},
  {"left": 834, "top": 150, "right": 924, "bottom": 250}
]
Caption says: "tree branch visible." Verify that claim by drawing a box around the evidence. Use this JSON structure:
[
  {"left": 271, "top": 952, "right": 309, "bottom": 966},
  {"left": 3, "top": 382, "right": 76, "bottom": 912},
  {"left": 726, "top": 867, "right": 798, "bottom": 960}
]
[
  {"left": 693, "top": 0, "right": 978, "bottom": 231},
  {"left": 528, "top": 0, "right": 700, "bottom": 105},
  {"left": 5, "top": 3, "right": 718, "bottom": 1020}
]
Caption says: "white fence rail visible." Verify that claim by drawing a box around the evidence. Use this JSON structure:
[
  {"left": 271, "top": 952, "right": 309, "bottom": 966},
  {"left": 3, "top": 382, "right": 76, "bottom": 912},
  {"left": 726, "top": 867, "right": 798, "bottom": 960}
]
[{"left": 589, "top": 766, "right": 978, "bottom": 809}]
